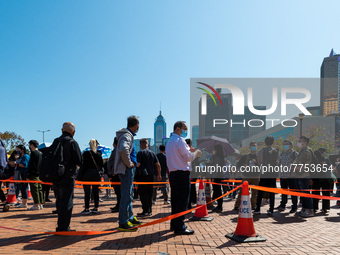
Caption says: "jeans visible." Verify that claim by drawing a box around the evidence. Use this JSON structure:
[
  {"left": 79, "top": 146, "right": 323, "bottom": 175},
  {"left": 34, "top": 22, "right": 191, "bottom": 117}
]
[
  {"left": 279, "top": 178, "right": 298, "bottom": 209},
  {"left": 138, "top": 175, "right": 154, "bottom": 213},
  {"left": 53, "top": 177, "right": 75, "bottom": 231},
  {"left": 118, "top": 168, "right": 135, "bottom": 225},
  {"left": 83, "top": 185, "right": 99, "bottom": 209},
  {"left": 29, "top": 176, "right": 43, "bottom": 204},
  {"left": 296, "top": 178, "right": 313, "bottom": 209},
  {"left": 256, "top": 178, "right": 276, "bottom": 212},
  {"left": 19, "top": 169, "right": 28, "bottom": 199},
  {"left": 169, "top": 170, "right": 191, "bottom": 231}
]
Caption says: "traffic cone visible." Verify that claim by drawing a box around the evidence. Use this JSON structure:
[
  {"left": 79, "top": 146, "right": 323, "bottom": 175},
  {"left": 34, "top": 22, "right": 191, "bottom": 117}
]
[
  {"left": 205, "top": 179, "right": 213, "bottom": 209},
  {"left": 27, "top": 184, "right": 33, "bottom": 200},
  {"left": 226, "top": 181, "right": 266, "bottom": 243},
  {"left": 189, "top": 179, "right": 214, "bottom": 221},
  {"left": 6, "top": 178, "right": 17, "bottom": 205}
]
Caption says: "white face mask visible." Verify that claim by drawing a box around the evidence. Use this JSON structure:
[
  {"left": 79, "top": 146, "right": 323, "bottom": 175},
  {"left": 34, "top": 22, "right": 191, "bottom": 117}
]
[{"left": 297, "top": 142, "right": 303, "bottom": 148}]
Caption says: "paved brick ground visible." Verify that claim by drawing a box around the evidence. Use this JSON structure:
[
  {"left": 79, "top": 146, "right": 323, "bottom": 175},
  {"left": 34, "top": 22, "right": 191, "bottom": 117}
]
[{"left": 1, "top": 186, "right": 340, "bottom": 255}]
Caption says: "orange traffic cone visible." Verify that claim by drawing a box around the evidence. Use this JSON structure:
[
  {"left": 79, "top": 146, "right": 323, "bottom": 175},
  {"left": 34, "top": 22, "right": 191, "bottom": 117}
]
[
  {"left": 27, "top": 184, "right": 33, "bottom": 200},
  {"left": 189, "top": 179, "right": 214, "bottom": 221},
  {"left": 226, "top": 181, "right": 266, "bottom": 243},
  {"left": 6, "top": 178, "right": 17, "bottom": 205}
]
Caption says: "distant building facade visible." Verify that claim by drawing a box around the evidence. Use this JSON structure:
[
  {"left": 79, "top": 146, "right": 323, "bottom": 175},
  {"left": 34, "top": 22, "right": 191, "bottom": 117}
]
[{"left": 154, "top": 111, "right": 167, "bottom": 152}]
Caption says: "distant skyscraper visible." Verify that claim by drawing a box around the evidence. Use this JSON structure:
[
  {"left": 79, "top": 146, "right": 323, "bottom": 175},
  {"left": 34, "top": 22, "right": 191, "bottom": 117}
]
[
  {"left": 320, "top": 49, "right": 340, "bottom": 116},
  {"left": 198, "top": 89, "right": 266, "bottom": 147},
  {"left": 154, "top": 110, "right": 166, "bottom": 152}
]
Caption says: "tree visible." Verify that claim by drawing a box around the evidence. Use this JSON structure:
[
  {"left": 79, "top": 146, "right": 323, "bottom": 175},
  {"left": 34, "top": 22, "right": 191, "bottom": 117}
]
[{"left": 0, "top": 131, "right": 26, "bottom": 152}]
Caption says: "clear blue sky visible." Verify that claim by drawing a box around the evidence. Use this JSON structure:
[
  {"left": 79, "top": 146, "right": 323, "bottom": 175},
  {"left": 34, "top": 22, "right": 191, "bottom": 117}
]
[{"left": 1, "top": 0, "right": 339, "bottom": 150}]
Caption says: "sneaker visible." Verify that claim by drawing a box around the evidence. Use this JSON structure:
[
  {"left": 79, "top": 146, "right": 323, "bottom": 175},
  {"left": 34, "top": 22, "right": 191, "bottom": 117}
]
[
  {"left": 27, "top": 205, "right": 40, "bottom": 211},
  {"left": 118, "top": 221, "right": 137, "bottom": 232},
  {"left": 152, "top": 200, "right": 156, "bottom": 204},
  {"left": 267, "top": 210, "right": 273, "bottom": 216},
  {"left": 16, "top": 204, "right": 27, "bottom": 208},
  {"left": 111, "top": 207, "right": 119, "bottom": 213},
  {"left": 129, "top": 216, "right": 142, "bottom": 226},
  {"left": 81, "top": 209, "right": 90, "bottom": 214},
  {"left": 253, "top": 210, "right": 261, "bottom": 215},
  {"left": 45, "top": 198, "right": 52, "bottom": 203},
  {"left": 91, "top": 208, "right": 99, "bottom": 214},
  {"left": 99, "top": 198, "right": 104, "bottom": 202},
  {"left": 300, "top": 209, "right": 315, "bottom": 218},
  {"left": 212, "top": 207, "right": 222, "bottom": 213},
  {"left": 137, "top": 211, "right": 151, "bottom": 216},
  {"left": 39, "top": 205, "right": 44, "bottom": 209},
  {"left": 164, "top": 201, "right": 170, "bottom": 205},
  {"left": 321, "top": 209, "right": 328, "bottom": 214}
]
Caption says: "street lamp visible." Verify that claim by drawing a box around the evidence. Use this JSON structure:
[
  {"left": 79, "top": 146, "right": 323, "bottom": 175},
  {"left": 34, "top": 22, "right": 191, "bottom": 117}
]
[
  {"left": 37, "top": 130, "right": 51, "bottom": 143},
  {"left": 299, "top": 113, "right": 304, "bottom": 136}
]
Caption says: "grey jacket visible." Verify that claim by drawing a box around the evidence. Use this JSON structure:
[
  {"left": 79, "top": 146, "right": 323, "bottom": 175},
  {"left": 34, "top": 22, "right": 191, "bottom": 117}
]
[{"left": 114, "top": 128, "right": 134, "bottom": 175}]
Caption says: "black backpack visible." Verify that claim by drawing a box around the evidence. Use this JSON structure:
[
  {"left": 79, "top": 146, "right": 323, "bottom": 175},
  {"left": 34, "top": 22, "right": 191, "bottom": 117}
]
[{"left": 39, "top": 138, "right": 68, "bottom": 183}]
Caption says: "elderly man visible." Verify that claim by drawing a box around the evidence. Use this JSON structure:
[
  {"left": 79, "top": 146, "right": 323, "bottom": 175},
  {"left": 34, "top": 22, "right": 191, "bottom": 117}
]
[
  {"left": 166, "top": 121, "right": 200, "bottom": 235},
  {"left": 52, "top": 122, "right": 82, "bottom": 232}
]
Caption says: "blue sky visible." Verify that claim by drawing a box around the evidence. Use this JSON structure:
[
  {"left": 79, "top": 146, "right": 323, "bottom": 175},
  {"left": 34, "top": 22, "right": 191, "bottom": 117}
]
[{"left": 1, "top": 0, "right": 339, "bottom": 150}]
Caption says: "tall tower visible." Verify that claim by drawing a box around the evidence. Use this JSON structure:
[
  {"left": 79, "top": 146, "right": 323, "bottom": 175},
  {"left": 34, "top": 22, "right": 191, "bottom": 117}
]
[
  {"left": 154, "top": 109, "right": 166, "bottom": 152},
  {"left": 321, "top": 49, "right": 340, "bottom": 116}
]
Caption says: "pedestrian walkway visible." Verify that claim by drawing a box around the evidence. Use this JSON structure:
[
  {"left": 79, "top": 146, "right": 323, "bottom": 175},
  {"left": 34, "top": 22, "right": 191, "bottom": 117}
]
[{"left": 0, "top": 188, "right": 340, "bottom": 254}]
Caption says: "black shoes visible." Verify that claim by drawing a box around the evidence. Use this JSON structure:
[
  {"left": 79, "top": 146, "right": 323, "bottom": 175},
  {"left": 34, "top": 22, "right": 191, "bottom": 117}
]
[
  {"left": 45, "top": 199, "right": 52, "bottom": 203},
  {"left": 137, "top": 212, "right": 152, "bottom": 216},
  {"left": 276, "top": 205, "right": 285, "bottom": 212},
  {"left": 174, "top": 229, "right": 195, "bottom": 235},
  {"left": 52, "top": 210, "right": 58, "bottom": 214},
  {"left": 211, "top": 207, "right": 222, "bottom": 213},
  {"left": 289, "top": 208, "right": 297, "bottom": 213},
  {"left": 111, "top": 207, "right": 119, "bottom": 213}
]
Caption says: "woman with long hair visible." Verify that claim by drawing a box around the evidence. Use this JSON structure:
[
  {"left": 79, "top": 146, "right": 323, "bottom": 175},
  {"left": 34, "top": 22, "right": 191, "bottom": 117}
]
[
  {"left": 78, "top": 139, "right": 103, "bottom": 214},
  {"left": 15, "top": 145, "right": 30, "bottom": 208}
]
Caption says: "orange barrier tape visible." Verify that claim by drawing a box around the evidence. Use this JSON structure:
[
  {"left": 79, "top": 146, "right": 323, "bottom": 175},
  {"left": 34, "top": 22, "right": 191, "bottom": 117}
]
[
  {"left": 221, "top": 179, "right": 242, "bottom": 183},
  {"left": 250, "top": 185, "right": 340, "bottom": 201},
  {"left": 0, "top": 183, "right": 242, "bottom": 236}
]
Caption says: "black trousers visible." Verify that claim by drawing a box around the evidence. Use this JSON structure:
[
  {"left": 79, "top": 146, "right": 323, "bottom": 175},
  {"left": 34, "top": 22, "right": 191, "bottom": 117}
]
[
  {"left": 42, "top": 184, "right": 50, "bottom": 200},
  {"left": 256, "top": 178, "right": 276, "bottom": 213},
  {"left": 138, "top": 175, "right": 154, "bottom": 213},
  {"left": 169, "top": 171, "right": 191, "bottom": 231},
  {"left": 212, "top": 179, "right": 223, "bottom": 210},
  {"left": 111, "top": 175, "right": 121, "bottom": 208},
  {"left": 312, "top": 179, "right": 331, "bottom": 210},
  {"left": 279, "top": 178, "right": 298, "bottom": 209},
  {"left": 53, "top": 178, "right": 75, "bottom": 231},
  {"left": 190, "top": 178, "right": 197, "bottom": 204},
  {"left": 83, "top": 185, "right": 99, "bottom": 209},
  {"left": 0, "top": 181, "right": 6, "bottom": 202}
]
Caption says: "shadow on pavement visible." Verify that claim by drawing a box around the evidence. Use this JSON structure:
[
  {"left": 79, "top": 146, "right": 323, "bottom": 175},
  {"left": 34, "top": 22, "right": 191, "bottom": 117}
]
[
  {"left": 325, "top": 216, "right": 340, "bottom": 222},
  {"left": 92, "top": 230, "right": 172, "bottom": 251}
]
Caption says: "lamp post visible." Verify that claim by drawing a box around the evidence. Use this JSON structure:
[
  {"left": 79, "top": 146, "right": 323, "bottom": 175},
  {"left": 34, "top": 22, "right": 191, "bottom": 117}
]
[
  {"left": 37, "top": 130, "right": 51, "bottom": 143},
  {"left": 299, "top": 113, "right": 304, "bottom": 136}
]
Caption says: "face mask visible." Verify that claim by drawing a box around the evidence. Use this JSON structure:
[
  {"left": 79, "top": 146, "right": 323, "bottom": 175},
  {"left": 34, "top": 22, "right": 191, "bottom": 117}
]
[
  {"left": 16, "top": 150, "right": 21, "bottom": 155},
  {"left": 283, "top": 145, "right": 290, "bottom": 151},
  {"left": 181, "top": 129, "right": 187, "bottom": 138},
  {"left": 250, "top": 146, "right": 257, "bottom": 151},
  {"left": 297, "top": 142, "right": 303, "bottom": 148}
]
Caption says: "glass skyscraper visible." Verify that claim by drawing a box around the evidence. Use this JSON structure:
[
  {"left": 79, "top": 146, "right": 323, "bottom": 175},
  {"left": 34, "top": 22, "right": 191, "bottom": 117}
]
[{"left": 154, "top": 110, "right": 166, "bottom": 152}]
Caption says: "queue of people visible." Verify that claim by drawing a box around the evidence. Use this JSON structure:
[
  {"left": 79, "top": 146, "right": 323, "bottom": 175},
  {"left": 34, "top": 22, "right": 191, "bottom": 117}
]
[{"left": 1, "top": 119, "right": 340, "bottom": 235}]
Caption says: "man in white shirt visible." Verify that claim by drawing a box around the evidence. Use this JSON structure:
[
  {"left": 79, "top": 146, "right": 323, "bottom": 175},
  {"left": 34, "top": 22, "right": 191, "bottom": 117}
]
[{"left": 166, "top": 121, "right": 200, "bottom": 235}]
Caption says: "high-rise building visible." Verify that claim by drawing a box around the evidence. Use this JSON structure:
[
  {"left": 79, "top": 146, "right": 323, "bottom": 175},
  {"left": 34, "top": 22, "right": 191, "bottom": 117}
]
[
  {"left": 191, "top": 125, "right": 199, "bottom": 147},
  {"left": 198, "top": 89, "right": 266, "bottom": 147},
  {"left": 320, "top": 49, "right": 340, "bottom": 116},
  {"left": 154, "top": 110, "right": 166, "bottom": 152}
]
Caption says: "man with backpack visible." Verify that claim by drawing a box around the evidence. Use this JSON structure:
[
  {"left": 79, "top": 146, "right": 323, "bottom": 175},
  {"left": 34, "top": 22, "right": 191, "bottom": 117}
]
[
  {"left": 254, "top": 136, "right": 279, "bottom": 216},
  {"left": 293, "top": 136, "right": 314, "bottom": 218},
  {"left": 46, "top": 122, "right": 81, "bottom": 232},
  {"left": 276, "top": 140, "right": 299, "bottom": 213}
]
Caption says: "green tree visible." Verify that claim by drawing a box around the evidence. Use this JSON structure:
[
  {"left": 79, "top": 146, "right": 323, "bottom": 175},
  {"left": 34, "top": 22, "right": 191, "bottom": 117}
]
[{"left": 0, "top": 131, "right": 26, "bottom": 152}]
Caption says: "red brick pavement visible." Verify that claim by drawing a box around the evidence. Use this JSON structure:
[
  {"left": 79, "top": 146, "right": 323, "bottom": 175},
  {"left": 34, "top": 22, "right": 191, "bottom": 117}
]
[{"left": 1, "top": 187, "right": 340, "bottom": 254}]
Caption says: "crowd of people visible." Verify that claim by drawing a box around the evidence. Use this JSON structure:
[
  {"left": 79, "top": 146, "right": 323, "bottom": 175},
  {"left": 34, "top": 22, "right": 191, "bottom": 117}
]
[{"left": 0, "top": 117, "right": 340, "bottom": 235}]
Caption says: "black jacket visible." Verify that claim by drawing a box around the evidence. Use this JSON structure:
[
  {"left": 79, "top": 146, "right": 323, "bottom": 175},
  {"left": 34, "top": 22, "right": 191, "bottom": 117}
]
[
  {"left": 56, "top": 132, "right": 82, "bottom": 178},
  {"left": 27, "top": 150, "right": 42, "bottom": 178},
  {"left": 79, "top": 150, "right": 103, "bottom": 181}
]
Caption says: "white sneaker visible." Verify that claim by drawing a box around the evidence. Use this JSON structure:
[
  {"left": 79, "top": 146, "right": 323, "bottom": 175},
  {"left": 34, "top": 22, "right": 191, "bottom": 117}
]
[
  {"left": 27, "top": 205, "right": 40, "bottom": 210},
  {"left": 164, "top": 201, "right": 170, "bottom": 205},
  {"left": 16, "top": 204, "right": 28, "bottom": 208},
  {"left": 39, "top": 205, "right": 44, "bottom": 209}
]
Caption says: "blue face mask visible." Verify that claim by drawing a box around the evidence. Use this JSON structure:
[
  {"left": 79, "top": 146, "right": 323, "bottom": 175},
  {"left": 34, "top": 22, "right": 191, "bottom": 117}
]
[
  {"left": 181, "top": 130, "right": 187, "bottom": 138},
  {"left": 250, "top": 146, "right": 257, "bottom": 151},
  {"left": 16, "top": 150, "right": 21, "bottom": 155},
  {"left": 283, "top": 145, "right": 290, "bottom": 151}
]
